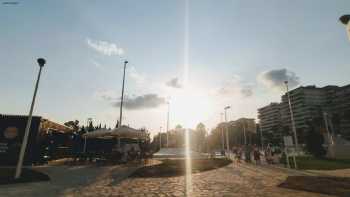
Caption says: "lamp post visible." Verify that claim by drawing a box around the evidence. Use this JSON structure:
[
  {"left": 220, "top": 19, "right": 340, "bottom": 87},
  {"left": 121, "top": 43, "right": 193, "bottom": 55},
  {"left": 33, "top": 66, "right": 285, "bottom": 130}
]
[
  {"left": 159, "top": 127, "right": 162, "bottom": 149},
  {"left": 224, "top": 106, "right": 231, "bottom": 154},
  {"left": 166, "top": 101, "right": 170, "bottom": 147},
  {"left": 259, "top": 125, "right": 264, "bottom": 149},
  {"left": 242, "top": 121, "right": 247, "bottom": 145},
  {"left": 119, "top": 60, "right": 128, "bottom": 128},
  {"left": 220, "top": 113, "right": 225, "bottom": 151},
  {"left": 15, "top": 58, "right": 46, "bottom": 179},
  {"left": 339, "top": 15, "right": 350, "bottom": 41},
  {"left": 284, "top": 81, "right": 298, "bottom": 169}
]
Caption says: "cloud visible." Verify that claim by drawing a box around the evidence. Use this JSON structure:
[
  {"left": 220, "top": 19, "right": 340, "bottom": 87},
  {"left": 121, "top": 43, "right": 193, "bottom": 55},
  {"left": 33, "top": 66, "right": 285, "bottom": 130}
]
[
  {"left": 258, "top": 68, "right": 300, "bottom": 90},
  {"left": 114, "top": 94, "right": 166, "bottom": 110},
  {"left": 240, "top": 86, "right": 253, "bottom": 97},
  {"left": 166, "top": 77, "right": 182, "bottom": 88},
  {"left": 86, "top": 38, "right": 124, "bottom": 56},
  {"left": 218, "top": 75, "right": 253, "bottom": 98},
  {"left": 128, "top": 66, "right": 146, "bottom": 86},
  {"left": 95, "top": 90, "right": 118, "bottom": 101},
  {"left": 91, "top": 59, "right": 102, "bottom": 69}
]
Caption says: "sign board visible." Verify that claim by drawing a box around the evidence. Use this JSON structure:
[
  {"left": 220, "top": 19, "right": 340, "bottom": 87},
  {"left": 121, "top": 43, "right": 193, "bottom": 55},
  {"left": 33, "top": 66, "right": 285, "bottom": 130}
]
[
  {"left": 283, "top": 136, "right": 294, "bottom": 147},
  {"left": 0, "top": 115, "right": 42, "bottom": 165}
]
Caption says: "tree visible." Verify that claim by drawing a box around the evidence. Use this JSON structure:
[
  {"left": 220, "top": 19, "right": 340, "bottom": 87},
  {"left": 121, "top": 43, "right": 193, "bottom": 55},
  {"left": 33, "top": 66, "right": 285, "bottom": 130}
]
[
  {"left": 195, "top": 123, "right": 207, "bottom": 152},
  {"left": 88, "top": 121, "right": 94, "bottom": 132}
]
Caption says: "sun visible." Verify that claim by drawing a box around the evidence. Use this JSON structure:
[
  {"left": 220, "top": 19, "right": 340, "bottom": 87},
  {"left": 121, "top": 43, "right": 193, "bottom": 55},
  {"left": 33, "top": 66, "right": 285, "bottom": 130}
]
[{"left": 169, "top": 86, "right": 214, "bottom": 128}]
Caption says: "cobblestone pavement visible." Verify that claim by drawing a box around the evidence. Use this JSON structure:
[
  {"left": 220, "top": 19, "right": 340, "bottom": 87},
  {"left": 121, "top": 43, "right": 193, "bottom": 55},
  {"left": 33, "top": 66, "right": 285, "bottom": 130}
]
[{"left": 68, "top": 162, "right": 332, "bottom": 197}]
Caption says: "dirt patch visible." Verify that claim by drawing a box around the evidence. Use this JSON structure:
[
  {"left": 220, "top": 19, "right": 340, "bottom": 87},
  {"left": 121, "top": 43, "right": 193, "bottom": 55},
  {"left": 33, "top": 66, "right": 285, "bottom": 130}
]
[
  {"left": 0, "top": 168, "right": 50, "bottom": 185},
  {"left": 131, "top": 158, "right": 232, "bottom": 178},
  {"left": 279, "top": 176, "right": 350, "bottom": 197}
]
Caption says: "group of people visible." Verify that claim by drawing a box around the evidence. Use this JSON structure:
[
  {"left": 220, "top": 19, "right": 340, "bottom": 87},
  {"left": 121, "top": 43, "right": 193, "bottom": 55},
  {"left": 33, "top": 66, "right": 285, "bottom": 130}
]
[{"left": 231, "top": 144, "right": 277, "bottom": 165}]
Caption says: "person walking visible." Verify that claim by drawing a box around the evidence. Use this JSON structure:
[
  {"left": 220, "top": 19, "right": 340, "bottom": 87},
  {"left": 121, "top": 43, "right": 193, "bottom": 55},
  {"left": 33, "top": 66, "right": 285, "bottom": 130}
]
[{"left": 253, "top": 146, "right": 261, "bottom": 165}]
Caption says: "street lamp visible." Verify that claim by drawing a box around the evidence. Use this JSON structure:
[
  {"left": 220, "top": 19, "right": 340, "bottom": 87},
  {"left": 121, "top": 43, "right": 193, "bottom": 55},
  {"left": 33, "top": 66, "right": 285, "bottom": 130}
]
[
  {"left": 224, "top": 106, "right": 231, "bottom": 153},
  {"left": 339, "top": 15, "right": 350, "bottom": 41},
  {"left": 284, "top": 81, "right": 298, "bottom": 169},
  {"left": 166, "top": 101, "right": 170, "bottom": 148},
  {"left": 220, "top": 113, "right": 225, "bottom": 151},
  {"left": 15, "top": 58, "right": 46, "bottom": 179},
  {"left": 119, "top": 60, "right": 128, "bottom": 127},
  {"left": 159, "top": 127, "right": 162, "bottom": 149},
  {"left": 242, "top": 120, "right": 247, "bottom": 146}
]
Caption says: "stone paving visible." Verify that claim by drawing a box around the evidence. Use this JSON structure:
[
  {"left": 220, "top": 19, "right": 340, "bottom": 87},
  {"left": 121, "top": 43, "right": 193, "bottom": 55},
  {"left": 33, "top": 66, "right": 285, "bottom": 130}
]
[
  {"left": 67, "top": 162, "right": 332, "bottom": 197},
  {"left": 0, "top": 160, "right": 336, "bottom": 197}
]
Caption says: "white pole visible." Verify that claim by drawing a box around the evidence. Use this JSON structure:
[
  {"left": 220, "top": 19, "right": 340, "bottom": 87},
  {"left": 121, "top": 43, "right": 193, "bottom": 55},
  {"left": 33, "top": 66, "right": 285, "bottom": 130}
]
[
  {"left": 119, "top": 60, "right": 128, "bottom": 128},
  {"left": 15, "top": 58, "right": 45, "bottom": 179},
  {"left": 284, "top": 81, "right": 298, "bottom": 169},
  {"left": 224, "top": 106, "right": 231, "bottom": 155},
  {"left": 225, "top": 109, "right": 230, "bottom": 153},
  {"left": 166, "top": 102, "right": 170, "bottom": 147},
  {"left": 323, "top": 112, "right": 333, "bottom": 145},
  {"left": 259, "top": 125, "right": 264, "bottom": 149},
  {"left": 243, "top": 122, "right": 247, "bottom": 145},
  {"left": 220, "top": 113, "right": 225, "bottom": 151},
  {"left": 159, "top": 127, "right": 162, "bottom": 149}
]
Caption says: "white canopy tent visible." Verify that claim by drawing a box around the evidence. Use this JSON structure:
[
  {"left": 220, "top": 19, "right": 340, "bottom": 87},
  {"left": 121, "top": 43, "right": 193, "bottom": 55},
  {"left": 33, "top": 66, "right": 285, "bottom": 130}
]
[{"left": 82, "top": 126, "right": 148, "bottom": 140}]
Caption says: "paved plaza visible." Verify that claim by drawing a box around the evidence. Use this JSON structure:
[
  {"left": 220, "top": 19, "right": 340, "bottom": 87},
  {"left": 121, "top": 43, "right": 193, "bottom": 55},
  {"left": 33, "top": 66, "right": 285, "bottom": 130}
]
[{"left": 0, "top": 160, "right": 338, "bottom": 197}]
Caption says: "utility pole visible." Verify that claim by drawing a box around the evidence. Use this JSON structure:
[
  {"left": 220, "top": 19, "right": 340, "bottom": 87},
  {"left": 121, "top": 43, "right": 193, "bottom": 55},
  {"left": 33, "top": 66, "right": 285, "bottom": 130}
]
[
  {"left": 15, "top": 58, "right": 46, "bottom": 179},
  {"left": 119, "top": 60, "right": 128, "bottom": 128}
]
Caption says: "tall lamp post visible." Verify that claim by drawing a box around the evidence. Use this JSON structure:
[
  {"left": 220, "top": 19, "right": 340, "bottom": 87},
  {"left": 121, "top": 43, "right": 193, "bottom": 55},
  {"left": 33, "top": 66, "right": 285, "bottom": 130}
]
[
  {"left": 166, "top": 101, "right": 170, "bottom": 147},
  {"left": 220, "top": 113, "right": 225, "bottom": 151},
  {"left": 224, "top": 106, "right": 231, "bottom": 153},
  {"left": 242, "top": 121, "right": 247, "bottom": 146},
  {"left": 159, "top": 127, "right": 162, "bottom": 149},
  {"left": 15, "top": 58, "right": 46, "bottom": 179},
  {"left": 119, "top": 60, "right": 128, "bottom": 128},
  {"left": 339, "top": 15, "right": 350, "bottom": 41},
  {"left": 284, "top": 81, "right": 298, "bottom": 169}
]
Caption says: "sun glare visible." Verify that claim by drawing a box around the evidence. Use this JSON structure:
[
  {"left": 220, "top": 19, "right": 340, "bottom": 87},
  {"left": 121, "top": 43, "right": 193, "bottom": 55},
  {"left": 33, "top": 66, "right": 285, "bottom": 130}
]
[{"left": 170, "top": 86, "right": 213, "bottom": 128}]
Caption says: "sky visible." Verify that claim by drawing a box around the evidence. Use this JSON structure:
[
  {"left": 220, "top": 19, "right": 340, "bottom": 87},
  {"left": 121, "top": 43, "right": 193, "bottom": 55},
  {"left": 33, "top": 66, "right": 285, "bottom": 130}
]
[{"left": 1, "top": 0, "right": 349, "bottom": 136}]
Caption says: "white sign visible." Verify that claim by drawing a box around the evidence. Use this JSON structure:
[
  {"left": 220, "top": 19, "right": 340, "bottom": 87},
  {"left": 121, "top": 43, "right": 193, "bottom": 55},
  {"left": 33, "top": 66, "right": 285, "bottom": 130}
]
[{"left": 283, "top": 136, "right": 294, "bottom": 147}]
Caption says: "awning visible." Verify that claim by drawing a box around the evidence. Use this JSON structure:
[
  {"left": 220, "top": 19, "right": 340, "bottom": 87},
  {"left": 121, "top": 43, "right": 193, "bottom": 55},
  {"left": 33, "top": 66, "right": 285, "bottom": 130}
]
[{"left": 82, "top": 126, "right": 148, "bottom": 140}]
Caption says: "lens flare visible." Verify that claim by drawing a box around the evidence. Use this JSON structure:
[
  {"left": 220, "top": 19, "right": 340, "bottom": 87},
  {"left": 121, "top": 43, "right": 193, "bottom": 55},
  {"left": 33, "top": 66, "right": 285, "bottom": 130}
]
[{"left": 183, "top": 0, "right": 192, "bottom": 196}]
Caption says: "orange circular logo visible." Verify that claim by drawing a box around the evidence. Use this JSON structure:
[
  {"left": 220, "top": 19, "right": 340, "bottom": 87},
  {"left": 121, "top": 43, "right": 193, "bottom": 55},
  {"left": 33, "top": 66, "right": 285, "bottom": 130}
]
[{"left": 4, "top": 127, "right": 18, "bottom": 139}]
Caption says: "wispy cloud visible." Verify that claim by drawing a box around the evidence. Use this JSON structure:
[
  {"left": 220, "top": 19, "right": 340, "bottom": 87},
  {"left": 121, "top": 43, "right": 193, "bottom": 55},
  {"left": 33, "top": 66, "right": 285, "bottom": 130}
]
[
  {"left": 166, "top": 77, "right": 182, "bottom": 88},
  {"left": 128, "top": 66, "right": 146, "bottom": 86},
  {"left": 95, "top": 90, "right": 119, "bottom": 101},
  {"left": 218, "top": 75, "right": 253, "bottom": 98},
  {"left": 86, "top": 38, "right": 124, "bottom": 56},
  {"left": 258, "top": 68, "right": 300, "bottom": 90},
  {"left": 91, "top": 59, "right": 103, "bottom": 69}
]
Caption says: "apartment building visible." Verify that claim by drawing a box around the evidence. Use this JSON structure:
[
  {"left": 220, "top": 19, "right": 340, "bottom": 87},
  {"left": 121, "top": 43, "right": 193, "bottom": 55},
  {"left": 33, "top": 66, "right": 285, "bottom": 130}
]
[
  {"left": 258, "top": 103, "right": 283, "bottom": 144},
  {"left": 259, "top": 84, "right": 350, "bottom": 144}
]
